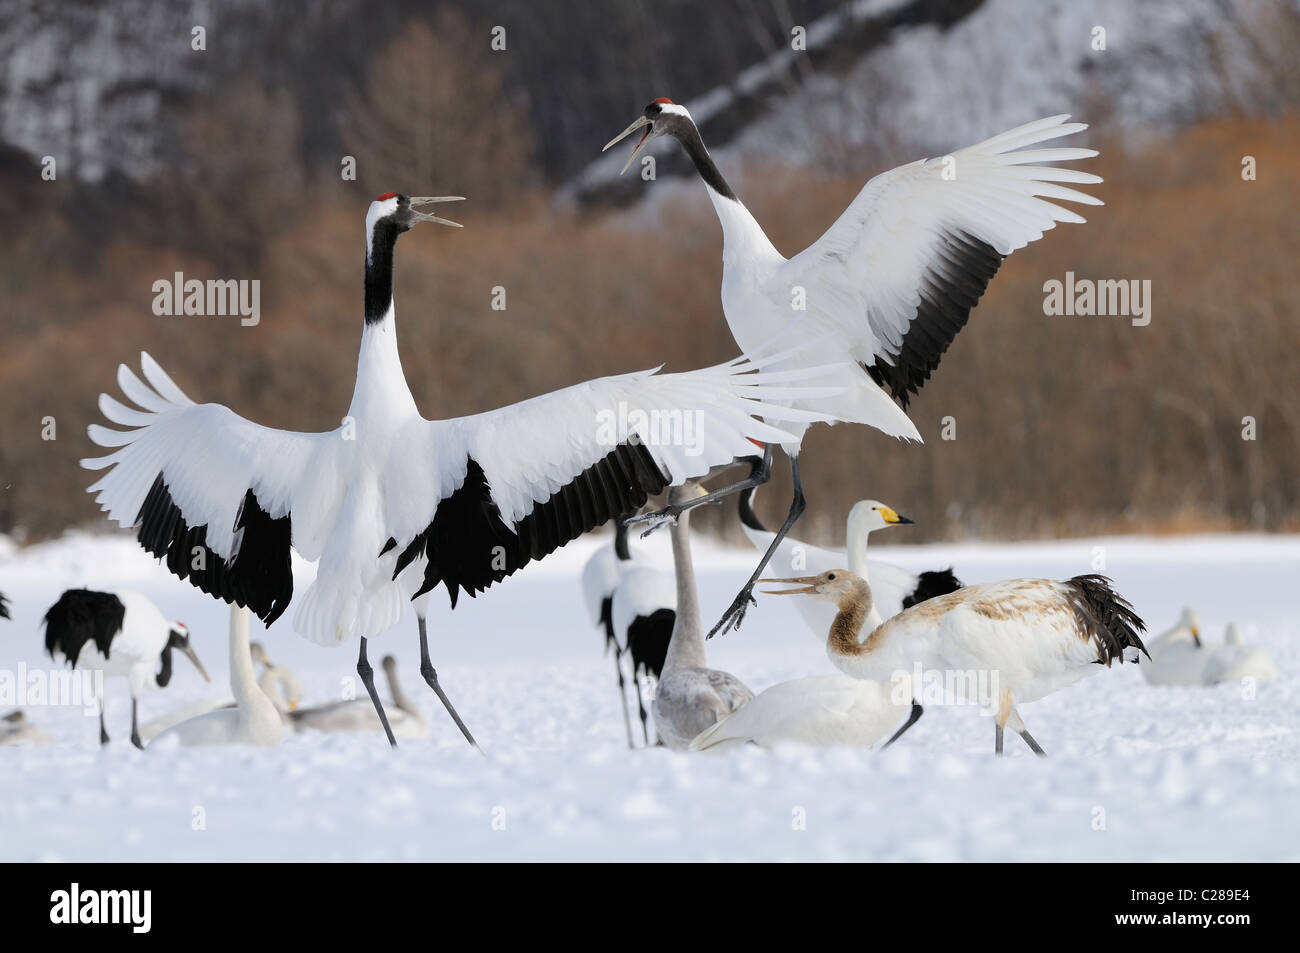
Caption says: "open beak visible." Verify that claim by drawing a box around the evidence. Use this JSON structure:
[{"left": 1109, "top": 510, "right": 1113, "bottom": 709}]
[
  {"left": 183, "top": 645, "right": 211, "bottom": 684},
  {"left": 758, "top": 575, "right": 822, "bottom": 596},
  {"left": 602, "top": 116, "right": 652, "bottom": 175},
  {"left": 409, "top": 195, "right": 465, "bottom": 228}
]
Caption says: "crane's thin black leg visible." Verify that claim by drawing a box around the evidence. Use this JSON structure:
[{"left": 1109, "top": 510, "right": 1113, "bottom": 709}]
[
  {"left": 358, "top": 636, "right": 398, "bottom": 749},
  {"left": 611, "top": 647, "right": 635, "bottom": 749},
  {"left": 708, "top": 453, "right": 806, "bottom": 639},
  {"left": 418, "top": 617, "right": 479, "bottom": 750},
  {"left": 99, "top": 701, "right": 109, "bottom": 746},
  {"left": 1019, "top": 729, "right": 1047, "bottom": 758},
  {"left": 632, "top": 669, "right": 651, "bottom": 745},
  {"left": 995, "top": 723, "right": 1004, "bottom": 756},
  {"left": 626, "top": 444, "right": 773, "bottom": 536},
  {"left": 130, "top": 698, "right": 144, "bottom": 750},
  {"left": 882, "top": 701, "right": 923, "bottom": 748}
]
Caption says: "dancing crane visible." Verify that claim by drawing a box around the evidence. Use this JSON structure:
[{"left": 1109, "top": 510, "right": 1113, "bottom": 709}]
[
  {"left": 605, "top": 103, "right": 1102, "bottom": 635},
  {"left": 83, "top": 193, "right": 841, "bottom": 749}
]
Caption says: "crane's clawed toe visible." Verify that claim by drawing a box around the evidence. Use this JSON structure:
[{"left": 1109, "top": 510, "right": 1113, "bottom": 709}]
[
  {"left": 626, "top": 506, "right": 681, "bottom": 537},
  {"left": 708, "top": 588, "right": 757, "bottom": 639}
]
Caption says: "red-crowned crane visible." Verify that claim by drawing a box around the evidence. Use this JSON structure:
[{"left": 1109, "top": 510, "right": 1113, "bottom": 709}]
[
  {"left": 605, "top": 102, "right": 1102, "bottom": 636},
  {"left": 82, "top": 193, "right": 843, "bottom": 750},
  {"left": 581, "top": 516, "right": 675, "bottom": 747},
  {"left": 43, "top": 588, "right": 210, "bottom": 748}
]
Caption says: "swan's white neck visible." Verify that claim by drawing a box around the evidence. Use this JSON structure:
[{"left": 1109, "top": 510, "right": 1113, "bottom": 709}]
[
  {"left": 662, "top": 491, "right": 706, "bottom": 674},
  {"left": 228, "top": 608, "right": 261, "bottom": 708}
]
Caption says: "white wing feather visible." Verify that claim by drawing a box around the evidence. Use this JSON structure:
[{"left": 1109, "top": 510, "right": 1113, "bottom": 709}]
[
  {"left": 771, "top": 115, "right": 1102, "bottom": 367},
  {"left": 82, "top": 353, "right": 346, "bottom": 563}
]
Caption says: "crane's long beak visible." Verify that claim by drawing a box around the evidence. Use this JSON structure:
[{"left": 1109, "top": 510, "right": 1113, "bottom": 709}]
[
  {"left": 183, "top": 645, "right": 211, "bottom": 683},
  {"left": 1191, "top": 627, "right": 1201, "bottom": 648},
  {"left": 410, "top": 195, "right": 465, "bottom": 228},
  {"left": 602, "top": 116, "right": 652, "bottom": 175},
  {"left": 758, "top": 575, "right": 822, "bottom": 596}
]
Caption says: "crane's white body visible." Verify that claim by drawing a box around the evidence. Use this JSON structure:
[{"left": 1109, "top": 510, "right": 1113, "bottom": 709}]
[
  {"left": 580, "top": 544, "right": 626, "bottom": 630},
  {"left": 154, "top": 608, "right": 282, "bottom": 747},
  {"left": 609, "top": 565, "right": 676, "bottom": 651},
  {"left": 651, "top": 485, "right": 753, "bottom": 748},
  {"left": 690, "top": 674, "right": 908, "bottom": 751},
  {"left": 58, "top": 590, "right": 179, "bottom": 699}
]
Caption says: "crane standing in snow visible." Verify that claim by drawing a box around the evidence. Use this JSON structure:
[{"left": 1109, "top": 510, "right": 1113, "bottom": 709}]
[{"left": 44, "top": 588, "right": 210, "bottom": 749}]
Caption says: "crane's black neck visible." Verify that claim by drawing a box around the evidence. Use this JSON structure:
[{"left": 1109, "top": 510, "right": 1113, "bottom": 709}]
[
  {"left": 677, "top": 122, "right": 738, "bottom": 202},
  {"left": 737, "top": 486, "right": 766, "bottom": 532},
  {"left": 155, "top": 643, "right": 175, "bottom": 688},
  {"left": 365, "top": 220, "right": 401, "bottom": 325},
  {"left": 614, "top": 519, "right": 631, "bottom": 560}
]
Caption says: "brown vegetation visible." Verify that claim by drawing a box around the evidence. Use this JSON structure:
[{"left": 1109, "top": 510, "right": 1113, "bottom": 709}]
[{"left": 2, "top": 35, "right": 1298, "bottom": 549}]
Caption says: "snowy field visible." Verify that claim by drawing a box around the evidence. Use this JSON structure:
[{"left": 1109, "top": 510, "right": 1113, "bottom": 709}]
[{"left": 0, "top": 529, "right": 1296, "bottom": 862}]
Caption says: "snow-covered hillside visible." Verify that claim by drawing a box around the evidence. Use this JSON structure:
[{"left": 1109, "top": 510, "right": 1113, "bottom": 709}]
[
  {"left": 563, "top": 0, "right": 1300, "bottom": 204},
  {"left": 0, "top": 531, "right": 1295, "bottom": 861}
]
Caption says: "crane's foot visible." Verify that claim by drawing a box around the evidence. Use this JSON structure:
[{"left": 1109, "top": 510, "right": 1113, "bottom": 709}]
[
  {"left": 624, "top": 506, "right": 682, "bottom": 537},
  {"left": 708, "top": 586, "right": 757, "bottom": 639},
  {"left": 627, "top": 496, "right": 723, "bottom": 538}
]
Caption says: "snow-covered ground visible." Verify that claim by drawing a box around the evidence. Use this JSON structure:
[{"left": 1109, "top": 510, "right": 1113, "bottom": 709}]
[{"left": 0, "top": 529, "right": 1295, "bottom": 861}]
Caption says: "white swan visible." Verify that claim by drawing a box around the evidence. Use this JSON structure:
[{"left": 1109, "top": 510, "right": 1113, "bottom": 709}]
[
  {"left": 690, "top": 675, "right": 912, "bottom": 752},
  {"left": 1142, "top": 607, "right": 1207, "bottom": 686},
  {"left": 1203, "top": 623, "right": 1278, "bottom": 685},
  {"left": 758, "top": 569, "right": 1147, "bottom": 756},
  {"left": 735, "top": 458, "right": 961, "bottom": 634},
  {"left": 250, "top": 642, "right": 304, "bottom": 714},
  {"left": 289, "top": 656, "right": 428, "bottom": 738},
  {"left": 152, "top": 607, "right": 282, "bottom": 747},
  {"left": 1144, "top": 611, "right": 1279, "bottom": 687},
  {"left": 651, "top": 482, "right": 753, "bottom": 749},
  {"left": 139, "top": 641, "right": 301, "bottom": 740}
]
